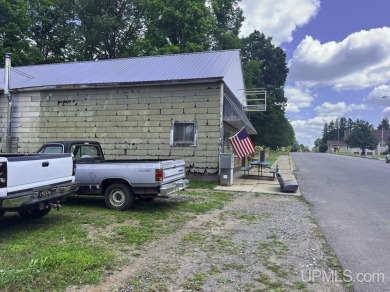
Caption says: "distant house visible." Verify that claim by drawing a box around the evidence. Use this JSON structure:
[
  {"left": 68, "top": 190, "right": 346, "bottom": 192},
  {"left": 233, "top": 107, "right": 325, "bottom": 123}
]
[
  {"left": 326, "top": 140, "right": 348, "bottom": 153},
  {"left": 344, "top": 130, "right": 390, "bottom": 155},
  {"left": 0, "top": 50, "right": 256, "bottom": 179}
]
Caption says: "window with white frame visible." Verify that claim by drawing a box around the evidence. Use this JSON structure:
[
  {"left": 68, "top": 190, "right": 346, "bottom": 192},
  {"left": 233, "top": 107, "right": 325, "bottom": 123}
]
[{"left": 171, "top": 120, "right": 197, "bottom": 146}]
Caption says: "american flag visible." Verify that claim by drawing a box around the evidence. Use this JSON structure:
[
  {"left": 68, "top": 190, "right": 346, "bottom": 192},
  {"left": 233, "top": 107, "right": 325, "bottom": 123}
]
[{"left": 229, "top": 128, "right": 256, "bottom": 158}]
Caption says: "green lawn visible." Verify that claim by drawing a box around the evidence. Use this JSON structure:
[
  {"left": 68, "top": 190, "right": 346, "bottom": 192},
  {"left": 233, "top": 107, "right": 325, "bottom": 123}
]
[
  {"left": 0, "top": 150, "right": 290, "bottom": 291},
  {"left": 0, "top": 191, "right": 233, "bottom": 292}
]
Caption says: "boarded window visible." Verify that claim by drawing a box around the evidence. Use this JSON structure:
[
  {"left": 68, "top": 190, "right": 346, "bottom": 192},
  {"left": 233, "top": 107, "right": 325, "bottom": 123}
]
[{"left": 171, "top": 120, "right": 197, "bottom": 146}]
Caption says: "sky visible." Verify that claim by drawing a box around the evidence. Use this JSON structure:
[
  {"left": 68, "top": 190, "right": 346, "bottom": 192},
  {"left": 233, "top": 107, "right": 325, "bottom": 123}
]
[{"left": 239, "top": 0, "right": 390, "bottom": 148}]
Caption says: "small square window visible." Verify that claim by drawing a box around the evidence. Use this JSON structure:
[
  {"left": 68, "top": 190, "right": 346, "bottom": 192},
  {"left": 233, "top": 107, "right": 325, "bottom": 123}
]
[{"left": 171, "top": 120, "right": 197, "bottom": 146}]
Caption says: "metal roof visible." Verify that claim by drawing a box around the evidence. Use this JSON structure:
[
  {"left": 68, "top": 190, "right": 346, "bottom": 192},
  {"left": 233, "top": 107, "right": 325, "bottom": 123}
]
[{"left": 0, "top": 50, "right": 241, "bottom": 91}]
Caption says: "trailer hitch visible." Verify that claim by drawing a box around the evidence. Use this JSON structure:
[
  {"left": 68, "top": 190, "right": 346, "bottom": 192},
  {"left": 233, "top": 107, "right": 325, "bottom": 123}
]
[{"left": 50, "top": 201, "right": 61, "bottom": 211}]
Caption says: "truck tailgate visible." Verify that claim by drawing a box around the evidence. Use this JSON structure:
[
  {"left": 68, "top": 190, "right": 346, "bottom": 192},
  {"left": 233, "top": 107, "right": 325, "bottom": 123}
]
[
  {"left": 161, "top": 160, "right": 186, "bottom": 183},
  {"left": 6, "top": 154, "right": 74, "bottom": 192}
]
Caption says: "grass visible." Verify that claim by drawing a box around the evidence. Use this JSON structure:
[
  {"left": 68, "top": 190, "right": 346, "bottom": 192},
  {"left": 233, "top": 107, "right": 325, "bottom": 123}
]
[
  {"left": 334, "top": 151, "right": 386, "bottom": 160},
  {"left": 183, "top": 272, "right": 207, "bottom": 290},
  {"left": 245, "top": 150, "right": 285, "bottom": 166},
  {"left": 188, "top": 179, "right": 219, "bottom": 189},
  {"left": 267, "top": 150, "right": 288, "bottom": 165},
  {"left": 0, "top": 190, "right": 231, "bottom": 292}
]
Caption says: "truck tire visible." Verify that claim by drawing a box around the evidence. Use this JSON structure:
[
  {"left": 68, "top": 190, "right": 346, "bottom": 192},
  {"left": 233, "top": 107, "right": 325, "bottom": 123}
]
[
  {"left": 18, "top": 207, "right": 51, "bottom": 219},
  {"left": 104, "top": 183, "right": 134, "bottom": 211}
]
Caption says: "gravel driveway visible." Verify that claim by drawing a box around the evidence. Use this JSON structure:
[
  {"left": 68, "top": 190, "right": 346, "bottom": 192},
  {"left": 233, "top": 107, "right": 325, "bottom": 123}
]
[{"left": 72, "top": 192, "right": 347, "bottom": 292}]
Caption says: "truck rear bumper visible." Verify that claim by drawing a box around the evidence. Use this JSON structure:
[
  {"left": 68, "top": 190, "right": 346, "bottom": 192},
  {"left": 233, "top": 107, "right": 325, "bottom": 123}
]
[
  {"left": 160, "top": 179, "right": 189, "bottom": 196},
  {"left": 0, "top": 182, "right": 79, "bottom": 210}
]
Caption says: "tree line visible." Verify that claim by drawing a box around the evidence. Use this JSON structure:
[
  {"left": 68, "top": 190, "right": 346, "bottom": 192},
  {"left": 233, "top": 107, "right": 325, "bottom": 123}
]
[
  {"left": 315, "top": 117, "right": 390, "bottom": 154},
  {"left": 0, "top": 0, "right": 295, "bottom": 150}
]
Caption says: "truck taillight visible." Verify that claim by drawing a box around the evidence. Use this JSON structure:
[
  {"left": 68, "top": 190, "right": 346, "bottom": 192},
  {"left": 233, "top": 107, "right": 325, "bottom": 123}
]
[
  {"left": 72, "top": 157, "right": 76, "bottom": 176},
  {"left": 155, "top": 169, "right": 163, "bottom": 182},
  {"left": 0, "top": 162, "right": 7, "bottom": 188}
]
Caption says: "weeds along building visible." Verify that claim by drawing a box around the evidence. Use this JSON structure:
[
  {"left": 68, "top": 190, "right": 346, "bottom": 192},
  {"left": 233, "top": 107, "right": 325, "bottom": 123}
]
[{"left": 0, "top": 50, "right": 256, "bottom": 179}]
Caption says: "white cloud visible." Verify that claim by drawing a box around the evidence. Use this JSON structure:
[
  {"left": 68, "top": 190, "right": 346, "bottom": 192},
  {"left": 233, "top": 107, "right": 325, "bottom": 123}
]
[
  {"left": 284, "top": 86, "right": 315, "bottom": 112},
  {"left": 383, "top": 107, "right": 390, "bottom": 117},
  {"left": 314, "top": 101, "right": 367, "bottom": 117},
  {"left": 240, "top": 0, "right": 320, "bottom": 45},
  {"left": 366, "top": 84, "right": 390, "bottom": 107},
  {"left": 291, "top": 116, "right": 332, "bottom": 146},
  {"left": 288, "top": 27, "right": 390, "bottom": 90}
]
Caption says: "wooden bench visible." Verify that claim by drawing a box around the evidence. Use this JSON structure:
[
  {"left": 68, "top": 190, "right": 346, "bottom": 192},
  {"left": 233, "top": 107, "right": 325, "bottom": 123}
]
[
  {"left": 241, "top": 166, "right": 253, "bottom": 177},
  {"left": 276, "top": 171, "right": 298, "bottom": 193}
]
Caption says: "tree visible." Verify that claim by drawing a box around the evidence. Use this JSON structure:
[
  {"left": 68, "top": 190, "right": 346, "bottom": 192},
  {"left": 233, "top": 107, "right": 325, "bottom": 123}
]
[
  {"left": 314, "top": 137, "right": 327, "bottom": 153},
  {"left": 377, "top": 117, "right": 390, "bottom": 130},
  {"left": 346, "top": 118, "right": 354, "bottom": 130},
  {"left": 208, "top": 0, "right": 244, "bottom": 50},
  {"left": 241, "top": 31, "right": 290, "bottom": 148},
  {"left": 345, "top": 120, "right": 378, "bottom": 155},
  {"left": 136, "top": 0, "right": 213, "bottom": 55},
  {"left": 71, "top": 0, "right": 143, "bottom": 60},
  {"left": 242, "top": 31, "right": 289, "bottom": 88},
  {"left": 321, "top": 117, "right": 349, "bottom": 143},
  {"left": 0, "top": 0, "right": 41, "bottom": 66},
  {"left": 27, "top": 0, "right": 75, "bottom": 63},
  {"left": 339, "top": 117, "right": 347, "bottom": 133},
  {"left": 256, "top": 114, "right": 295, "bottom": 150},
  {"left": 290, "top": 140, "right": 300, "bottom": 152}
]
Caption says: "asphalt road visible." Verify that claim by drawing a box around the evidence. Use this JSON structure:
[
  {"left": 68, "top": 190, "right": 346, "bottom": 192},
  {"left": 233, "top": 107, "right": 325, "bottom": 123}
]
[{"left": 291, "top": 153, "right": 390, "bottom": 292}]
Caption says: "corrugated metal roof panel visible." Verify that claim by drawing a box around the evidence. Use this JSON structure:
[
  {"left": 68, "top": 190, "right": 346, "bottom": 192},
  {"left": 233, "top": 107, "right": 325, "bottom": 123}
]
[{"left": 0, "top": 50, "right": 240, "bottom": 90}]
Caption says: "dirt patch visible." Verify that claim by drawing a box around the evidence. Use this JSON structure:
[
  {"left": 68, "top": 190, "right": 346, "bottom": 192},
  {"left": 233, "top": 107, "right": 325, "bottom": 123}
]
[{"left": 67, "top": 193, "right": 346, "bottom": 292}]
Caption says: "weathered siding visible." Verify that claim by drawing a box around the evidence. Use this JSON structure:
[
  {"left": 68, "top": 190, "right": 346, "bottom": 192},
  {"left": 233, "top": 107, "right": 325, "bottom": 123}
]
[
  {"left": 0, "top": 96, "right": 6, "bottom": 148},
  {"left": 0, "top": 82, "right": 223, "bottom": 175}
]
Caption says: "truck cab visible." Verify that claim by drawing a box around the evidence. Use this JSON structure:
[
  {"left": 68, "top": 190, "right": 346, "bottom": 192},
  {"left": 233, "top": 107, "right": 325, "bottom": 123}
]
[{"left": 38, "top": 140, "right": 104, "bottom": 162}]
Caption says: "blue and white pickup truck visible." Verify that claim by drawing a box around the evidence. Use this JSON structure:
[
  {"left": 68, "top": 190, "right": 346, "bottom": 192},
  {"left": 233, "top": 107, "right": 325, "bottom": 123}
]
[
  {"left": 37, "top": 141, "right": 189, "bottom": 210},
  {"left": 0, "top": 153, "right": 78, "bottom": 219}
]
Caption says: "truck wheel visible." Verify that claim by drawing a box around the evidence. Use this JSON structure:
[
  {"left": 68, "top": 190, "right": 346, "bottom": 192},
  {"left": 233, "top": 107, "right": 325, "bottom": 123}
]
[
  {"left": 18, "top": 207, "right": 51, "bottom": 219},
  {"left": 104, "top": 183, "right": 134, "bottom": 211}
]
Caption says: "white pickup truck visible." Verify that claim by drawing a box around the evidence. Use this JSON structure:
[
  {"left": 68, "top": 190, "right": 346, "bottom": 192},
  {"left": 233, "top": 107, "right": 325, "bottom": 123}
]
[
  {"left": 0, "top": 153, "right": 78, "bottom": 219},
  {"left": 37, "top": 140, "right": 189, "bottom": 210}
]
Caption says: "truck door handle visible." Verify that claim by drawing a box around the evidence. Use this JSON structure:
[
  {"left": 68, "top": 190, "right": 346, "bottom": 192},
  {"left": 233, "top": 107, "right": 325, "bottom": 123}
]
[{"left": 42, "top": 162, "right": 49, "bottom": 167}]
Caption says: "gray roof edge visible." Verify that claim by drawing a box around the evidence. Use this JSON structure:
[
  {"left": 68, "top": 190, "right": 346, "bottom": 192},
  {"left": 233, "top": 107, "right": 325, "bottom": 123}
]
[{"left": 4, "top": 77, "right": 224, "bottom": 92}]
